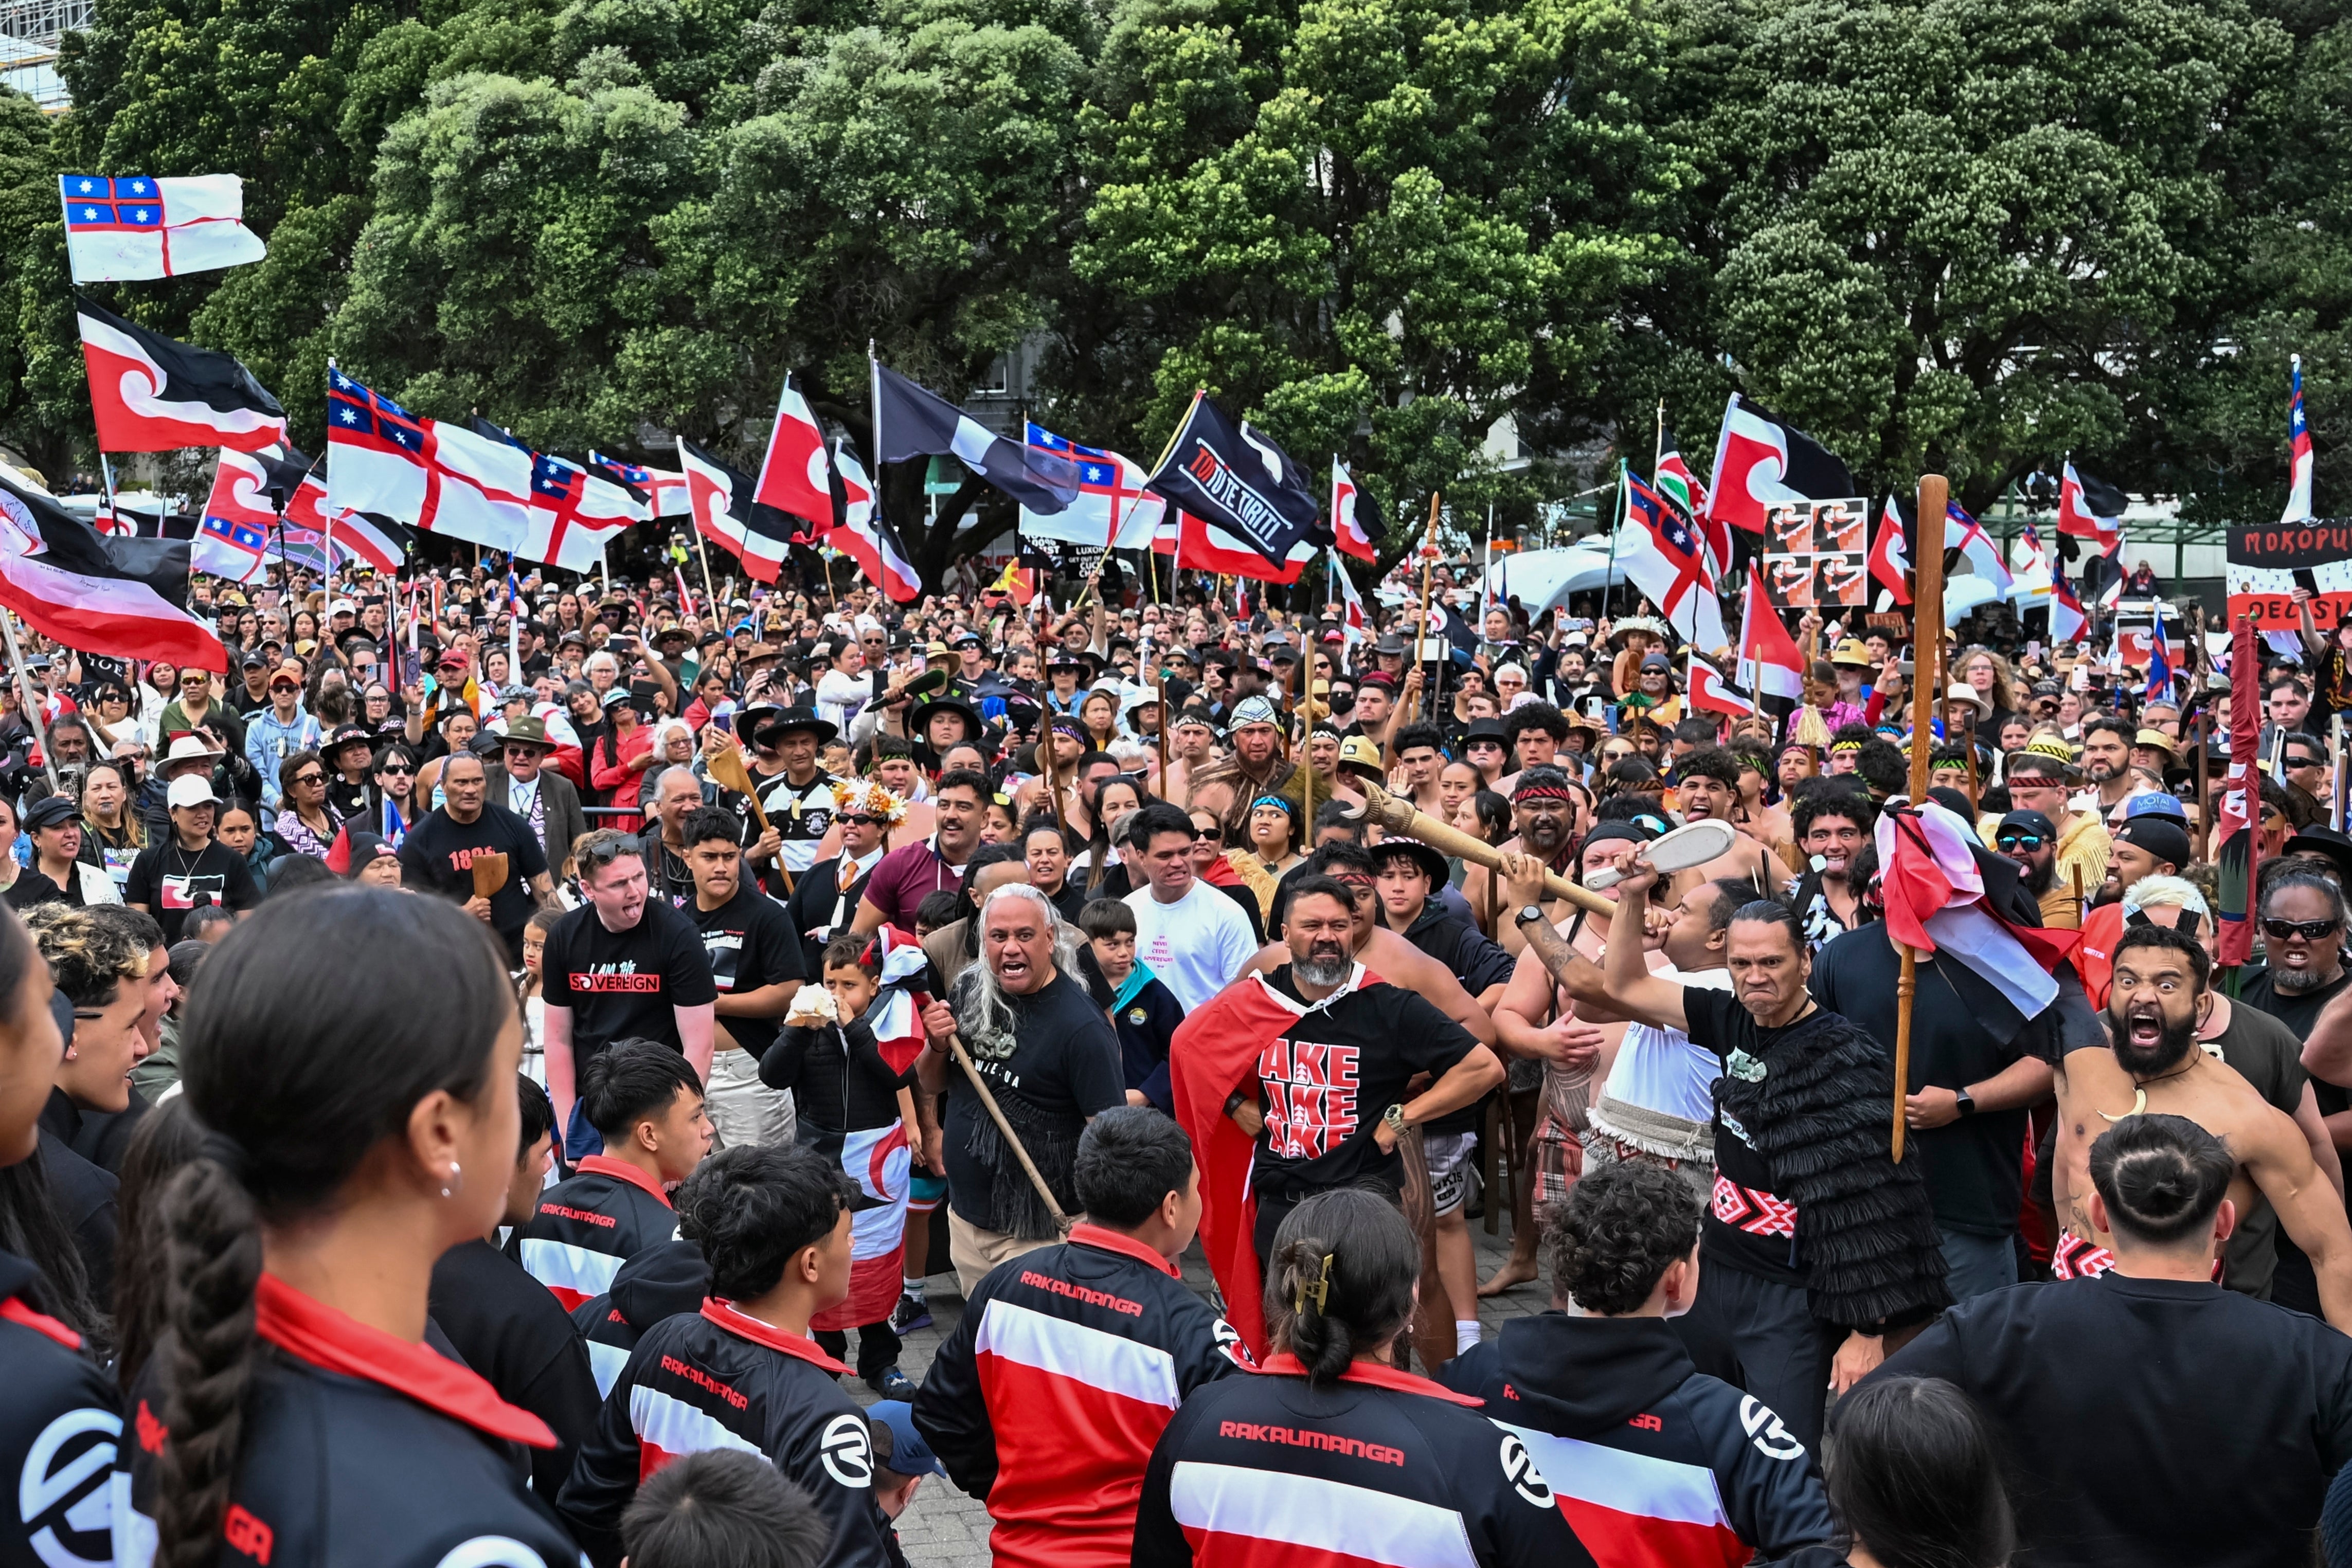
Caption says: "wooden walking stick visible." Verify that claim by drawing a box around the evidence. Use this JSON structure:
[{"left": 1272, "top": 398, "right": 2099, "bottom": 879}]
[{"left": 1893, "top": 474, "right": 1949, "bottom": 1164}]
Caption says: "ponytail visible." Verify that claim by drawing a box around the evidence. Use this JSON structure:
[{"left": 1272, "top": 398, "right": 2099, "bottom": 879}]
[
  {"left": 1264, "top": 1188, "right": 1420, "bottom": 1386},
  {"left": 150, "top": 887, "right": 516, "bottom": 1566},
  {"left": 153, "top": 1154, "right": 261, "bottom": 1568}
]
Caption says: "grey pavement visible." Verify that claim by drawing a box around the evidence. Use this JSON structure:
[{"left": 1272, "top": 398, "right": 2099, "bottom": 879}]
[{"left": 856, "top": 1206, "right": 1545, "bottom": 1568}]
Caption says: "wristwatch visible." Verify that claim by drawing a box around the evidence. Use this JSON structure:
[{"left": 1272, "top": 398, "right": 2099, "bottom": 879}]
[
  {"left": 1955, "top": 1087, "right": 1977, "bottom": 1119},
  {"left": 1383, "top": 1104, "right": 1410, "bottom": 1133},
  {"left": 1514, "top": 904, "right": 1547, "bottom": 928}
]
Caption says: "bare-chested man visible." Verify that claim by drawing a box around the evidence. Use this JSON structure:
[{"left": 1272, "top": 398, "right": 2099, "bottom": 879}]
[
  {"left": 1188, "top": 696, "right": 1295, "bottom": 842},
  {"left": 1461, "top": 767, "right": 1580, "bottom": 953},
  {"left": 1159, "top": 708, "right": 1216, "bottom": 808},
  {"left": 1667, "top": 747, "right": 1780, "bottom": 897},
  {"left": 2052, "top": 922, "right": 2352, "bottom": 1329}
]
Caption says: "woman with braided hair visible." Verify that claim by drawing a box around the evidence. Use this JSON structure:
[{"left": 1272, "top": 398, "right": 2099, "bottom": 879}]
[
  {"left": 0, "top": 900, "right": 123, "bottom": 1568},
  {"left": 118, "top": 887, "right": 576, "bottom": 1568},
  {"left": 1134, "top": 1188, "right": 1597, "bottom": 1568}
]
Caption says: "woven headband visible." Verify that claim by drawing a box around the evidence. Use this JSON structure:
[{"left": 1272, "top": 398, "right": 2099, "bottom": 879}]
[{"left": 1513, "top": 781, "right": 1574, "bottom": 804}]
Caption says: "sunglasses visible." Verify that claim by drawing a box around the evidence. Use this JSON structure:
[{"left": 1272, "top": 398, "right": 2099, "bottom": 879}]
[
  {"left": 2287, "top": 755, "right": 2323, "bottom": 770},
  {"left": 293, "top": 771, "right": 325, "bottom": 786},
  {"left": 2261, "top": 916, "right": 2343, "bottom": 942},
  {"left": 1996, "top": 833, "right": 2046, "bottom": 852},
  {"left": 841, "top": 814, "right": 886, "bottom": 827},
  {"left": 270, "top": 682, "right": 301, "bottom": 693},
  {"left": 379, "top": 765, "right": 415, "bottom": 778},
  {"left": 1192, "top": 826, "right": 1223, "bottom": 842}
]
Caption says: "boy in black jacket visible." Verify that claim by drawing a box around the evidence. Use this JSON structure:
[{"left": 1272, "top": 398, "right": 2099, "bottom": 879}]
[
  {"left": 1440, "top": 1160, "right": 1835, "bottom": 1566},
  {"left": 760, "top": 933, "right": 922, "bottom": 1396},
  {"left": 1075, "top": 897, "right": 1181, "bottom": 1112}
]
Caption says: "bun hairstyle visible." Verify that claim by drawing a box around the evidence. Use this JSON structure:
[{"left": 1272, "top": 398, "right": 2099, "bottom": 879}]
[
  {"left": 2088, "top": 1113, "right": 2233, "bottom": 1249},
  {"left": 1265, "top": 1189, "right": 1420, "bottom": 1386},
  {"left": 153, "top": 888, "right": 516, "bottom": 1568}
]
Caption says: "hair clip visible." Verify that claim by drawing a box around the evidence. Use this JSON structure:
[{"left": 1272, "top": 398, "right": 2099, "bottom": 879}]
[{"left": 1294, "top": 1252, "right": 1333, "bottom": 1317}]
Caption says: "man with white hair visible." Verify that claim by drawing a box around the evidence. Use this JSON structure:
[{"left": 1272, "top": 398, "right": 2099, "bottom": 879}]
[{"left": 917, "top": 880, "right": 1126, "bottom": 1293}]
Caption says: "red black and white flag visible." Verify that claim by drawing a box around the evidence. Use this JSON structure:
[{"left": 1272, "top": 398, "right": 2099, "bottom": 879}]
[
  {"left": 2057, "top": 460, "right": 2125, "bottom": 545},
  {"left": 678, "top": 436, "right": 795, "bottom": 583},
  {"left": 828, "top": 443, "right": 921, "bottom": 603},
  {"left": 0, "top": 465, "right": 224, "bottom": 668},
  {"left": 1870, "top": 493, "right": 1913, "bottom": 605},
  {"left": 753, "top": 372, "right": 835, "bottom": 533},
  {"left": 1330, "top": 458, "right": 1379, "bottom": 561},
  {"left": 77, "top": 296, "right": 288, "bottom": 454},
  {"left": 1686, "top": 650, "right": 1755, "bottom": 717},
  {"left": 1703, "top": 393, "right": 1856, "bottom": 534}
]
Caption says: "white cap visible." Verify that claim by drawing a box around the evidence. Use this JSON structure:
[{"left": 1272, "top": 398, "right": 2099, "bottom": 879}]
[{"left": 166, "top": 774, "right": 220, "bottom": 810}]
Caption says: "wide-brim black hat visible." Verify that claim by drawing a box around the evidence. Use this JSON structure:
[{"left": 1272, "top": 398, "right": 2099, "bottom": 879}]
[{"left": 740, "top": 704, "right": 837, "bottom": 745}]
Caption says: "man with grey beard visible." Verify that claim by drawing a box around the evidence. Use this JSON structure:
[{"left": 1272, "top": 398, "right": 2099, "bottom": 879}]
[{"left": 1220, "top": 875, "right": 1503, "bottom": 1264}]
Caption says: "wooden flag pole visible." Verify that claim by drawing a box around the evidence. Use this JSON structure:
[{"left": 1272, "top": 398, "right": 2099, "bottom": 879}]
[
  {"left": 1412, "top": 491, "right": 1442, "bottom": 723},
  {"left": 1893, "top": 473, "right": 1949, "bottom": 1165}
]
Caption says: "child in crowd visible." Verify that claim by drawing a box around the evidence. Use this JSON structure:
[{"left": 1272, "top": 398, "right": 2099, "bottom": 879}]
[
  {"left": 1078, "top": 897, "right": 1182, "bottom": 1113},
  {"left": 762, "top": 933, "right": 923, "bottom": 1397}
]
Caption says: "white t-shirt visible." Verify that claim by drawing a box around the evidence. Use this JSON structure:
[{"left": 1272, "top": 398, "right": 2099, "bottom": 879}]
[
  {"left": 1125, "top": 878, "right": 1261, "bottom": 1011},
  {"left": 1600, "top": 965, "right": 1734, "bottom": 1127}
]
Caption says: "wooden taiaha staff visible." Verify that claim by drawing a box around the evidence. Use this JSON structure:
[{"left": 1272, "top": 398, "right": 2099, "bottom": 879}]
[{"left": 1893, "top": 474, "right": 1949, "bottom": 1164}]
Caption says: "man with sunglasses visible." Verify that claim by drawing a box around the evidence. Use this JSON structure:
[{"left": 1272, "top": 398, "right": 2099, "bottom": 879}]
[{"left": 1993, "top": 808, "right": 2075, "bottom": 929}]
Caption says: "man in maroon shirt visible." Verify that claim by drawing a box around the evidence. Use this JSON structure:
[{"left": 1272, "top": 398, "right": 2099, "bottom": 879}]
[{"left": 853, "top": 768, "right": 986, "bottom": 934}]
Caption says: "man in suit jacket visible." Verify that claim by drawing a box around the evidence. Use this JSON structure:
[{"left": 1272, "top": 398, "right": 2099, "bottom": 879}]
[{"left": 484, "top": 716, "right": 588, "bottom": 875}]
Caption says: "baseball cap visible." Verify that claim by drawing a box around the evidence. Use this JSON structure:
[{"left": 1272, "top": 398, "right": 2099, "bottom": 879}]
[
  {"left": 2114, "top": 816, "right": 2192, "bottom": 869},
  {"left": 2122, "top": 791, "right": 2187, "bottom": 822},
  {"left": 1996, "top": 809, "right": 2057, "bottom": 842},
  {"left": 867, "top": 1401, "right": 946, "bottom": 1479},
  {"left": 167, "top": 774, "right": 221, "bottom": 810}
]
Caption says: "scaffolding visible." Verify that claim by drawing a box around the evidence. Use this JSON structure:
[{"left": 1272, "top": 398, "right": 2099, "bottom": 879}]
[{"left": 0, "top": 0, "right": 82, "bottom": 110}]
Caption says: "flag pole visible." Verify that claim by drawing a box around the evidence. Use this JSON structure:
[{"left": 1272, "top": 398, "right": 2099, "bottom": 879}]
[
  {"left": 1602, "top": 461, "right": 1625, "bottom": 624},
  {"left": 1893, "top": 473, "right": 1949, "bottom": 1165},
  {"left": 1, "top": 609, "right": 58, "bottom": 798},
  {"left": 1653, "top": 398, "right": 1664, "bottom": 482},
  {"left": 693, "top": 520, "right": 720, "bottom": 618},
  {"left": 1413, "top": 490, "right": 1441, "bottom": 724}
]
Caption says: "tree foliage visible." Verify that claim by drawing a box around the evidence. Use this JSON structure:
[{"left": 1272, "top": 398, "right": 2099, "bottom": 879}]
[{"left": 1, "top": 0, "right": 2348, "bottom": 578}]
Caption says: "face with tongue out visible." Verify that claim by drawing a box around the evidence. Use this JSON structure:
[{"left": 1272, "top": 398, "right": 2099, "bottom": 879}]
[{"left": 2105, "top": 934, "right": 2209, "bottom": 1079}]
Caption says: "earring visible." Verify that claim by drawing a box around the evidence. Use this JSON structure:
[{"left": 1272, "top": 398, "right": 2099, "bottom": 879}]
[{"left": 441, "top": 1162, "right": 462, "bottom": 1199}]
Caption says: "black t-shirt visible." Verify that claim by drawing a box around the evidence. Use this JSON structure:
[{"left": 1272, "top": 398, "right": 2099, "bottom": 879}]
[
  {"left": 1882, "top": 1275, "right": 2352, "bottom": 1568},
  {"left": 2206, "top": 1004, "right": 2309, "bottom": 1300},
  {"left": 1683, "top": 987, "right": 1807, "bottom": 1286},
  {"left": 690, "top": 883, "right": 805, "bottom": 1061},
  {"left": 544, "top": 898, "right": 719, "bottom": 1065},
  {"left": 397, "top": 803, "right": 550, "bottom": 963},
  {"left": 1248, "top": 968, "right": 1478, "bottom": 1197},
  {"left": 1810, "top": 927, "right": 2033, "bottom": 1237},
  {"left": 2, "top": 870, "right": 61, "bottom": 910},
  {"left": 124, "top": 838, "right": 261, "bottom": 945},
  {"left": 2241, "top": 964, "right": 2352, "bottom": 1117},
  {"left": 942, "top": 968, "right": 1124, "bottom": 1227}
]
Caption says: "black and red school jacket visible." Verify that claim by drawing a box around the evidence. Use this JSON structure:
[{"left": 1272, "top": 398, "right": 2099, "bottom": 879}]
[
  {"left": 0, "top": 1249, "right": 118, "bottom": 1568},
  {"left": 1133, "top": 1354, "right": 1599, "bottom": 1568},
  {"left": 120, "top": 1272, "right": 576, "bottom": 1568},
  {"left": 910, "top": 1222, "right": 1248, "bottom": 1568},
  {"left": 558, "top": 1297, "right": 892, "bottom": 1568},
  {"left": 508, "top": 1152, "right": 679, "bottom": 1311}
]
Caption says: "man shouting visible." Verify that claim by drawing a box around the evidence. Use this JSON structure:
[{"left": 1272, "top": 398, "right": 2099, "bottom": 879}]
[{"left": 2050, "top": 923, "right": 2352, "bottom": 1328}]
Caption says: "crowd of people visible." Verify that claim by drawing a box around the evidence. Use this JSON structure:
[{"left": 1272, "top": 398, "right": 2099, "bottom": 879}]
[{"left": 1, "top": 544, "right": 2351, "bottom": 1568}]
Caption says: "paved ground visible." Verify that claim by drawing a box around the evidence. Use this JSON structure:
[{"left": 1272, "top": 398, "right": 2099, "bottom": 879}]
[{"left": 847, "top": 1206, "right": 1544, "bottom": 1568}]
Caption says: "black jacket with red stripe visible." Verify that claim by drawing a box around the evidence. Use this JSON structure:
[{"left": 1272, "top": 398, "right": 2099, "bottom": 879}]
[
  {"left": 570, "top": 1238, "right": 710, "bottom": 1399},
  {"left": 1439, "top": 1312, "right": 1834, "bottom": 1567},
  {"left": 558, "top": 1297, "right": 892, "bottom": 1568},
  {"left": 0, "top": 1249, "right": 118, "bottom": 1568},
  {"left": 1134, "top": 1354, "right": 1599, "bottom": 1568},
  {"left": 910, "top": 1223, "right": 1246, "bottom": 1568},
  {"left": 507, "top": 1152, "right": 679, "bottom": 1311},
  {"left": 119, "top": 1271, "right": 577, "bottom": 1568}
]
